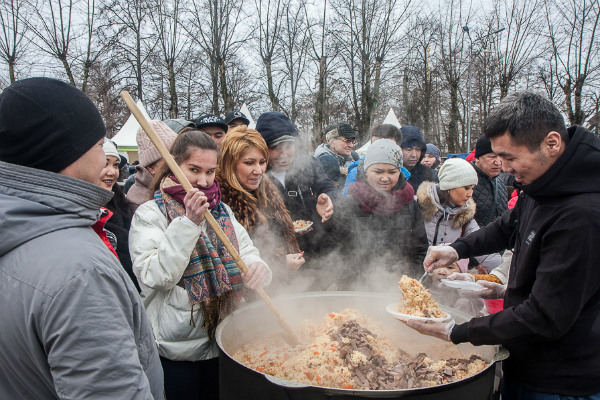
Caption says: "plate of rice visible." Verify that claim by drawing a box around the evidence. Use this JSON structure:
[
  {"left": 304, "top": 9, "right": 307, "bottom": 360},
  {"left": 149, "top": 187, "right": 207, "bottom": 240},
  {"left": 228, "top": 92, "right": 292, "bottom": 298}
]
[
  {"left": 293, "top": 220, "right": 313, "bottom": 232},
  {"left": 386, "top": 303, "right": 451, "bottom": 322},
  {"left": 387, "top": 275, "right": 452, "bottom": 322}
]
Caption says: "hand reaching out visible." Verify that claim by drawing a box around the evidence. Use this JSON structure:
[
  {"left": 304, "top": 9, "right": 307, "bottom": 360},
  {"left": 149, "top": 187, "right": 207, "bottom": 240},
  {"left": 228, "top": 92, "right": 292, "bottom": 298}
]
[{"left": 316, "top": 193, "right": 333, "bottom": 223}]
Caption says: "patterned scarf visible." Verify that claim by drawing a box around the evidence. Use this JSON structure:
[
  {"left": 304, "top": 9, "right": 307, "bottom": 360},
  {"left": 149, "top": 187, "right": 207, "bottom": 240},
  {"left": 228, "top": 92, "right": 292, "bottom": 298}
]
[
  {"left": 348, "top": 179, "right": 415, "bottom": 215},
  {"left": 155, "top": 175, "right": 245, "bottom": 339}
]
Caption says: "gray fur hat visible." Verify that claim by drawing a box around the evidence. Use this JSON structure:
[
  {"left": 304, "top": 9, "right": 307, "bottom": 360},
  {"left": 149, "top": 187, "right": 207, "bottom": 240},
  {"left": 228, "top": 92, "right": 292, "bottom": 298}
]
[{"left": 364, "top": 139, "right": 403, "bottom": 170}]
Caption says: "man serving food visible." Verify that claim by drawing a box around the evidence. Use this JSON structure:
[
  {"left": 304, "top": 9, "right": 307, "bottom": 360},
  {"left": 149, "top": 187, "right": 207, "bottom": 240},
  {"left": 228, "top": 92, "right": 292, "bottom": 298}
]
[{"left": 405, "top": 92, "right": 600, "bottom": 399}]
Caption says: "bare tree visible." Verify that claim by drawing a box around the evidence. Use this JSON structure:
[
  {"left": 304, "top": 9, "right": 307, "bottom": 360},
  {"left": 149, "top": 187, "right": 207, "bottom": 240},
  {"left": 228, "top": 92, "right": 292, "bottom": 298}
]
[
  {"left": 545, "top": 0, "right": 600, "bottom": 125},
  {"left": 330, "top": 0, "right": 412, "bottom": 142},
  {"left": 149, "top": 0, "right": 188, "bottom": 118},
  {"left": 105, "top": 0, "right": 154, "bottom": 101},
  {"left": 491, "top": 0, "right": 542, "bottom": 99},
  {"left": 26, "top": 0, "right": 77, "bottom": 85},
  {"left": 0, "top": 0, "right": 29, "bottom": 83},
  {"left": 304, "top": 0, "right": 336, "bottom": 144},
  {"left": 188, "top": 0, "right": 247, "bottom": 113},
  {"left": 438, "top": 0, "right": 470, "bottom": 152},
  {"left": 79, "top": 0, "right": 122, "bottom": 93},
  {"left": 254, "top": 0, "right": 284, "bottom": 111},
  {"left": 280, "top": 0, "right": 310, "bottom": 123}
]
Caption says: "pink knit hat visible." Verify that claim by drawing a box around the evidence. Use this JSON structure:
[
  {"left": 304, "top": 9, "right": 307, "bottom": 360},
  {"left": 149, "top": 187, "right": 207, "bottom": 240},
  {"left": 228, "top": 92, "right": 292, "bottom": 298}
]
[{"left": 136, "top": 120, "right": 177, "bottom": 167}]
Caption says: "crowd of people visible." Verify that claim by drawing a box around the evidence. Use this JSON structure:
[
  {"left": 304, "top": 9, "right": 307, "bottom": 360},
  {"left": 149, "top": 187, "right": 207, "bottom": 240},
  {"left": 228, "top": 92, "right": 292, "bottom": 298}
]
[{"left": 1, "top": 77, "right": 599, "bottom": 400}]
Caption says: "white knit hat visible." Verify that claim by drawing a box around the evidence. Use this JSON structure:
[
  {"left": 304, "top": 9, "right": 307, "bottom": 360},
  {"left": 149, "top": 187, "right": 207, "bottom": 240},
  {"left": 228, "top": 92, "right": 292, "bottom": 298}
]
[
  {"left": 136, "top": 120, "right": 177, "bottom": 167},
  {"left": 364, "top": 139, "right": 403, "bottom": 170},
  {"left": 102, "top": 139, "right": 120, "bottom": 160},
  {"left": 438, "top": 158, "right": 478, "bottom": 190}
]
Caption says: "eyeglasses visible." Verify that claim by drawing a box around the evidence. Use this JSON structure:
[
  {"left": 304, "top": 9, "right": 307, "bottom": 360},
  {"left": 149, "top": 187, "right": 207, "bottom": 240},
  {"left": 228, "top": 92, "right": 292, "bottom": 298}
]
[{"left": 337, "top": 137, "right": 356, "bottom": 145}]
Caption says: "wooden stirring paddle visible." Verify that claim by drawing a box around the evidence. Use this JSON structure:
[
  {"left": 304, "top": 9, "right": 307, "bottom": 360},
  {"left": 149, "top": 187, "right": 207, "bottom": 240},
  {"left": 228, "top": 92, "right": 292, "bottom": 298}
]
[{"left": 120, "top": 91, "right": 300, "bottom": 346}]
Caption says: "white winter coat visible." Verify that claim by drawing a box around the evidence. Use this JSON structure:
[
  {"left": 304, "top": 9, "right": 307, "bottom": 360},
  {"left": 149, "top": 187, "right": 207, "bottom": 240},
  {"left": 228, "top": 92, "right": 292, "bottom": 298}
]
[
  {"left": 129, "top": 200, "right": 271, "bottom": 361},
  {"left": 417, "top": 181, "right": 502, "bottom": 272}
]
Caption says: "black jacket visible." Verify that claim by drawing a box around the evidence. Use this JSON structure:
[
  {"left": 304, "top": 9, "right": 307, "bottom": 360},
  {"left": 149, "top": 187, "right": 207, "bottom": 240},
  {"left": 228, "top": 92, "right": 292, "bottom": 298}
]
[
  {"left": 471, "top": 162, "right": 509, "bottom": 227},
  {"left": 332, "top": 173, "right": 429, "bottom": 289},
  {"left": 268, "top": 155, "right": 339, "bottom": 275},
  {"left": 450, "top": 126, "right": 600, "bottom": 396}
]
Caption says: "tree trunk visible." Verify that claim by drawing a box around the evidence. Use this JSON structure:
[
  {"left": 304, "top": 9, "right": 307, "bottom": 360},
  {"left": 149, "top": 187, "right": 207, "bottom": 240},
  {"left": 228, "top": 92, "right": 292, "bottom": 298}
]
[
  {"left": 264, "top": 58, "right": 280, "bottom": 112},
  {"left": 8, "top": 57, "right": 16, "bottom": 83},
  {"left": 312, "top": 56, "right": 327, "bottom": 146},
  {"left": 81, "top": 60, "right": 92, "bottom": 93},
  {"left": 59, "top": 55, "right": 76, "bottom": 86},
  {"left": 219, "top": 58, "right": 233, "bottom": 113},
  {"left": 447, "top": 84, "right": 460, "bottom": 153},
  {"left": 168, "top": 58, "right": 178, "bottom": 118}
]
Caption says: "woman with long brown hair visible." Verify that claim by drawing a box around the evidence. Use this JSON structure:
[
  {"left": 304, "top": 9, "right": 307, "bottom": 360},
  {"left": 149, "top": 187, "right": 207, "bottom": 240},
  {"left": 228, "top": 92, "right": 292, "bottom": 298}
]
[{"left": 217, "top": 126, "right": 306, "bottom": 294}]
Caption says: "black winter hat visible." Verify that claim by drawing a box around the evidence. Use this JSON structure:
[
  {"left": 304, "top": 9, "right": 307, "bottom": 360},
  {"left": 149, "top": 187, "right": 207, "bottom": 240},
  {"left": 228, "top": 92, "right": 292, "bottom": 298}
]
[
  {"left": 225, "top": 111, "right": 250, "bottom": 126},
  {"left": 400, "top": 125, "right": 426, "bottom": 152},
  {"left": 324, "top": 123, "right": 355, "bottom": 141},
  {"left": 0, "top": 77, "right": 106, "bottom": 172},
  {"left": 194, "top": 114, "right": 228, "bottom": 132},
  {"left": 255, "top": 112, "right": 299, "bottom": 147},
  {"left": 475, "top": 136, "right": 494, "bottom": 158}
]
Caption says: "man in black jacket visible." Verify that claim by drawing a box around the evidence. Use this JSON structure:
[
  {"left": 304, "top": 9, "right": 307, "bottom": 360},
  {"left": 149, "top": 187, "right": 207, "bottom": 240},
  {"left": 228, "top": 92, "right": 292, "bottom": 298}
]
[
  {"left": 471, "top": 136, "right": 509, "bottom": 227},
  {"left": 411, "top": 92, "right": 600, "bottom": 398},
  {"left": 400, "top": 125, "right": 438, "bottom": 189},
  {"left": 256, "top": 112, "right": 338, "bottom": 289}
]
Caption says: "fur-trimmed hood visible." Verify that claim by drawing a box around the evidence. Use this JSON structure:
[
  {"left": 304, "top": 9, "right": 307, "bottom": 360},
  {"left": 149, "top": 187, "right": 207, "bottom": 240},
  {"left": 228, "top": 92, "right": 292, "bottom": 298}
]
[{"left": 416, "top": 181, "right": 476, "bottom": 228}]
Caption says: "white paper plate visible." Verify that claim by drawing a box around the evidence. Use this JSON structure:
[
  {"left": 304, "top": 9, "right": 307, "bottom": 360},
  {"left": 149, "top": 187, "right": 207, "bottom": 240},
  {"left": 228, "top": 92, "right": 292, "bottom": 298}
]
[
  {"left": 293, "top": 221, "right": 313, "bottom": 233},
  {"left": 386, "top": 303, "right": 452, "bottom": 322},
  {"left": 440, "top": 279, "right": 485, "bottom": 291}
]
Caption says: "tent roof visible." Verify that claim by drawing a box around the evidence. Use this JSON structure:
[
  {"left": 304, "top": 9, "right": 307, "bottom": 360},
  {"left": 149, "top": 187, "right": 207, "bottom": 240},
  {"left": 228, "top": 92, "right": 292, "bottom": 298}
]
[
  {"left": 382, "top": 108, "right": 401, "bottom": 128},
  {"left": 240, "top": 103, "right": 256, "bottom": 129},
  {"left": 356, "top": 108, "right": 402, "bottom": 156},
  {"left": 111, "top": 100, "right": 151, "bottom": 149}
]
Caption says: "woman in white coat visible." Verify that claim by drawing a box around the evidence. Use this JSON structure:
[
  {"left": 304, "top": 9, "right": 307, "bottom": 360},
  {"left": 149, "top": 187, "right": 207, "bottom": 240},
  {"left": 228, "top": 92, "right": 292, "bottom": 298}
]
[{"left": 129, "top": 130, "right": 271, "bottom": 400}]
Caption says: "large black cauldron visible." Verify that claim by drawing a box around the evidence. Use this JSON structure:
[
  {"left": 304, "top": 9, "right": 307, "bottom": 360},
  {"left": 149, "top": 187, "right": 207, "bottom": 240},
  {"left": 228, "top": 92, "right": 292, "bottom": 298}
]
[{"left": 217, "top": 291, "right": 506, "bottom": 400}]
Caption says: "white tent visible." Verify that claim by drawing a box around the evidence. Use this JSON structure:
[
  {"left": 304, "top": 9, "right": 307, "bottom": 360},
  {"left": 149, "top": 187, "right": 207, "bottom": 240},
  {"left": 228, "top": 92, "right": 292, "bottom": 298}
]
[
  {"left": 240, "top": 103, "right": 256, "bottom": 129},
  {"left": 356, "top": 108, "right": 401, "bottom": 157},
  {"left": 382, "top": 108, "right": 401, "bottom": 128},
  {"left": 111, "top": 100, "right": 151, "bottom": 151}
]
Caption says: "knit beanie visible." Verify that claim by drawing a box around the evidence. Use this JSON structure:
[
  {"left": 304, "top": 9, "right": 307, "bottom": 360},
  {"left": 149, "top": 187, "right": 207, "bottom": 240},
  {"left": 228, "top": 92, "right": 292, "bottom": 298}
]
[
  {"left": 255, "top": 112, "right": 299, "bottom": 147},
  {"left": 425, "top": 143, "right": 441, "bottom": 161},
  {"left": 0, "top": 77, "right": 106, "bottom": 172},
  {"left": 136, "top": 120, "right": 177, "bottom": 167},
  {"left": 438, "top": 158, "right": 478, "bottom": 190},
  {"left": 400, "top": 126, "right": 426, "bottom": 152},
  {"left": 475, "top": 136, "right": 494, "bottom": 158},
  {"left": 364, "top": 139, "right": 403, "bottom": 170},
  {"left": 103, "top": 139, "right": 119, "bottom": 159},
  {"left": 325, "top": 123, "right": 355, "bottom": 141}
]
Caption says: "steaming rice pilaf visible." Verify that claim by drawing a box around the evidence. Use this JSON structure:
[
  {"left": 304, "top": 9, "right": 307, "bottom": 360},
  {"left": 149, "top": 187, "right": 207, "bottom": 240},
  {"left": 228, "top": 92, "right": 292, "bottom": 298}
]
[{"left": 233, "top": 309, "right": 486, "bottom": 390}]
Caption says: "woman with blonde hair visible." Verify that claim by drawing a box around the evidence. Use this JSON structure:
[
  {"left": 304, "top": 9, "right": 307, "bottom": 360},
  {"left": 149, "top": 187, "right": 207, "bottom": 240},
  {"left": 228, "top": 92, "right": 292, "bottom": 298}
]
[{"left": 217, "top": 126, "right": 305, "bottom": 294}]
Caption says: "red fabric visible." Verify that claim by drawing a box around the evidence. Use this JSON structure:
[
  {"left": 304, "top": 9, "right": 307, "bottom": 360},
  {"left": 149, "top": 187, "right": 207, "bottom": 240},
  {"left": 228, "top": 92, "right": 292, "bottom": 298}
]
[
  {"left": 92, "top": 207, "right": 119, "bottom": 258},
  {"left": 465, "top": 149, "right": 476, "bottom": 162},
  {"left": 508, "top": 189, "right": 518, "bottom": 210},
  {"left": 484, "top": 299, "right": 504, "bottom": 314},
  {"left": 348, "top": 180, "right": 415, "bottom": 215},
  {"left": 163, "top": 175, "right": 222, "bottom": 211}
]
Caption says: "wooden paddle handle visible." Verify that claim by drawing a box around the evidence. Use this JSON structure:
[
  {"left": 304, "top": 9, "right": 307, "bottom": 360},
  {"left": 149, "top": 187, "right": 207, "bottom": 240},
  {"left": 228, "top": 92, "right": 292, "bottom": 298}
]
[{"left": 120, "top": 91, "right": 299, "bottom": 344}]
